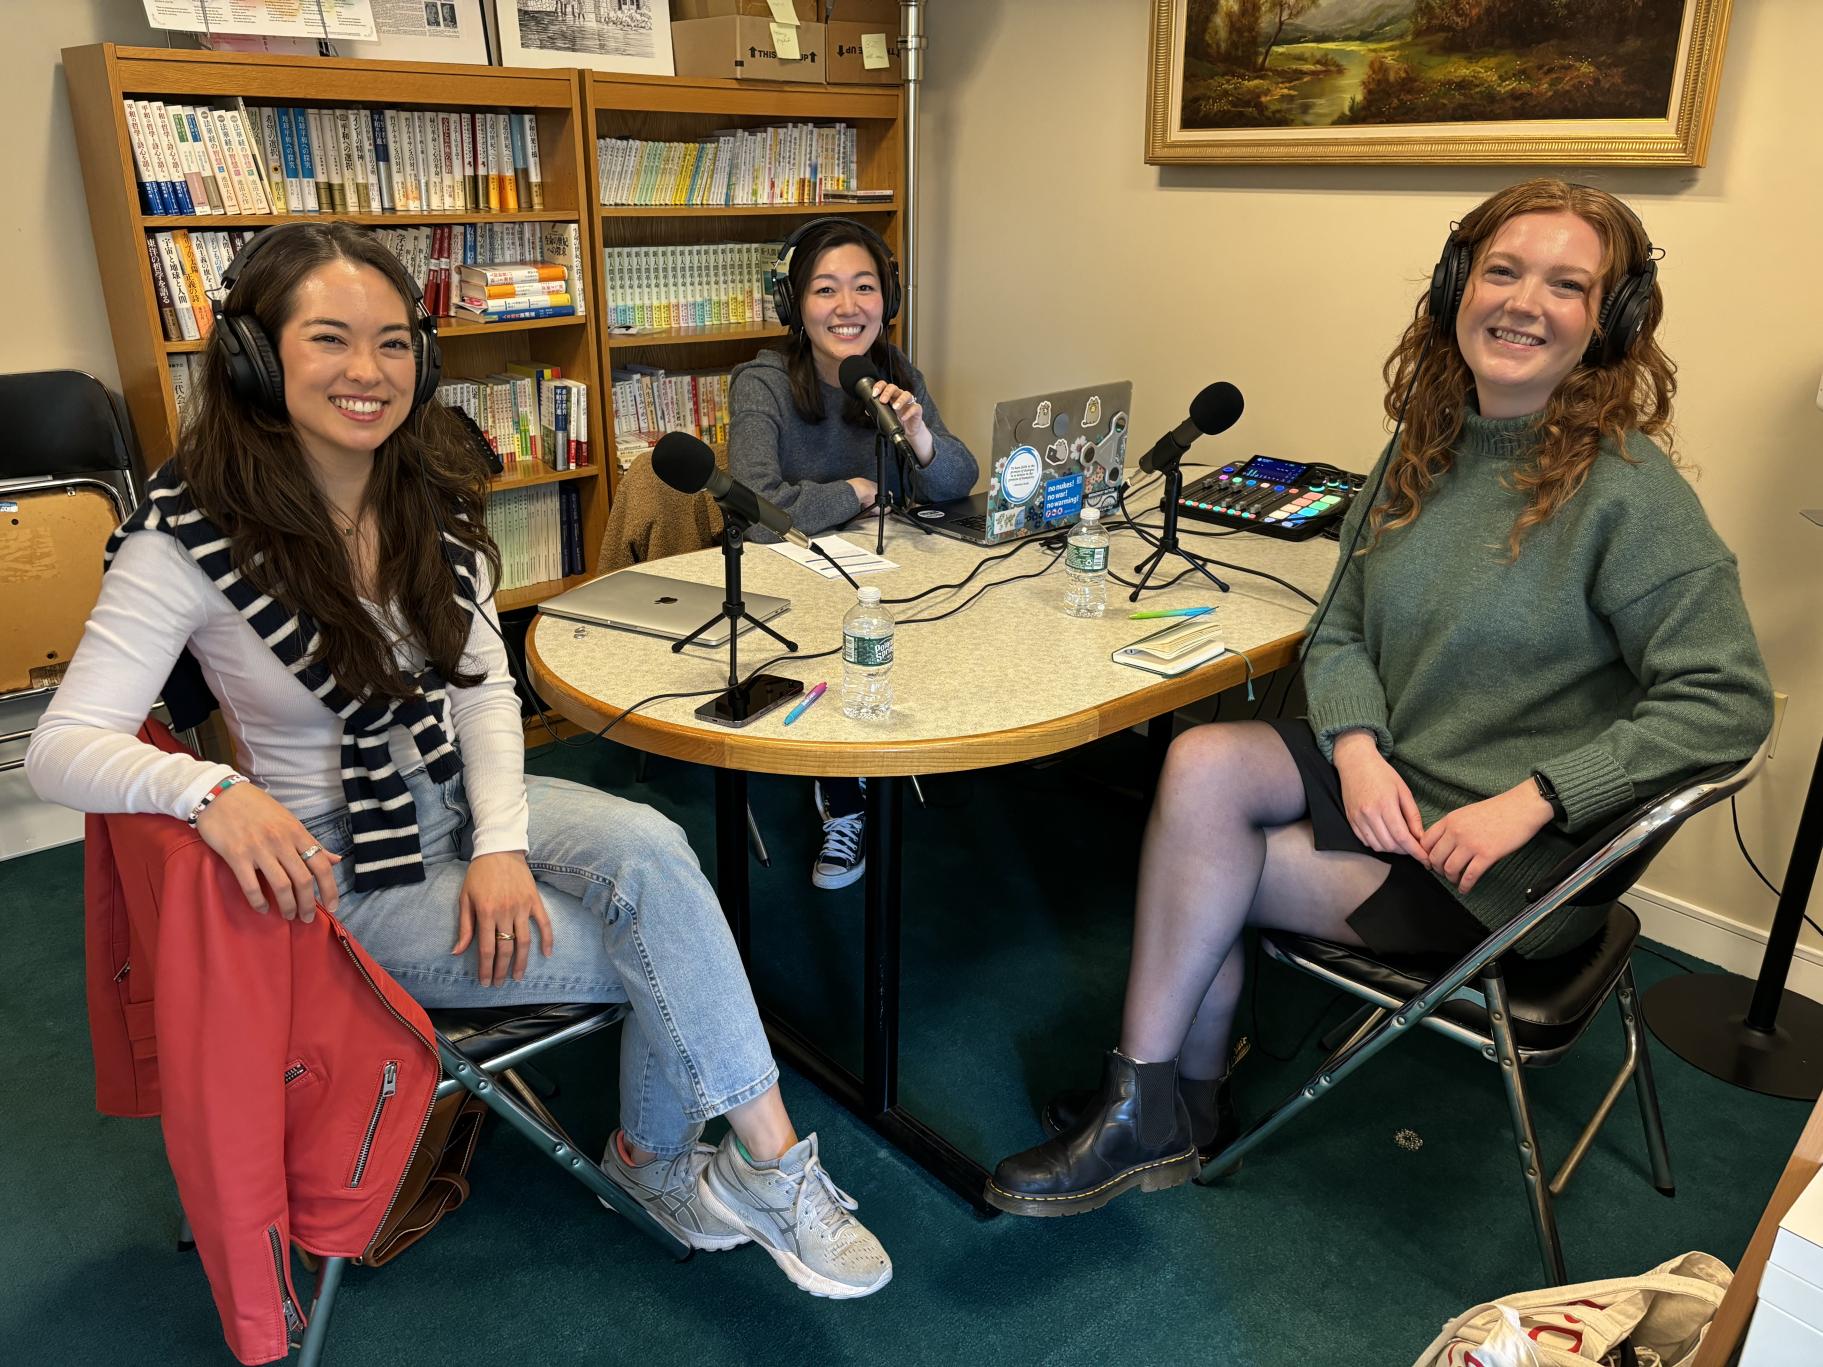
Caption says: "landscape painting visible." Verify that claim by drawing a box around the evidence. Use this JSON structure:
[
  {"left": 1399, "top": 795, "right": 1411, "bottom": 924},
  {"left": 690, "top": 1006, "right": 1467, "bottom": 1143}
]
[{"left": 1146, "top": 0, "right": 1734, "bottom": 165}]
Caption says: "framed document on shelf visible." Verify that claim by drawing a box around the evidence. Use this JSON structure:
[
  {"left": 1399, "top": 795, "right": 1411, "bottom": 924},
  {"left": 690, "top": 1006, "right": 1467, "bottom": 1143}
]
[
  {"left": 493, "top": 0, "right": 675, "bottom": 77},
  {"left": 327, "top": 0, "right": 493, "bottom": 65}
]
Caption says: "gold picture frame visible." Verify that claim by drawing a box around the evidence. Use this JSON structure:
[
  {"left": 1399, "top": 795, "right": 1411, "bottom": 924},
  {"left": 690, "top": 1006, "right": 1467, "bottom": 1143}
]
[{"left": 1146, "top": 0, "right": 1734, "bottom": 166}]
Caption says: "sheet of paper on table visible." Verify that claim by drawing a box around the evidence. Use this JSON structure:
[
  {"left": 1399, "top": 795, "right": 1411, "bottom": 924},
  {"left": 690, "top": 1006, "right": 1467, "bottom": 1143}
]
[{"left": 763, "top": 535, "right": 897, "bottom": 578}]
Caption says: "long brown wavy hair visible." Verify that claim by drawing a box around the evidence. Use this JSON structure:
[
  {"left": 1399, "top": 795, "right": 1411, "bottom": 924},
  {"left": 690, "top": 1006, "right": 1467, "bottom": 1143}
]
[
  {"left": 177, "top": 220, "right": 501, "bottom": 698},
  {"left": 775, "top": 216, "right": 913, "bottom": 425},
  {"left": 1371, "top": 179, "right": 1678, "bottom": 557}
]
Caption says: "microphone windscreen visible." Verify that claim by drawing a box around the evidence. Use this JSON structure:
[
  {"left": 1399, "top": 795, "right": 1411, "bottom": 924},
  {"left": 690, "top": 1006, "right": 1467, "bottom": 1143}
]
[
  {"left": 837, "top": 354, "right": 878, "bottom": 397},
  {"left": 651, "top": 430, "right": 717, "bottom": 495},
  {"left": 1189, "top": 381, "right": 1245, "bottom": 436}
]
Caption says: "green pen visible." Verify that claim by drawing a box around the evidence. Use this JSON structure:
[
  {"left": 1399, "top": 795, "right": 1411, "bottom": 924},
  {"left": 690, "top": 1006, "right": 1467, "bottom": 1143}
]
[{"left": 1129, "top": 606, "right": 1215, "bottom": 620}]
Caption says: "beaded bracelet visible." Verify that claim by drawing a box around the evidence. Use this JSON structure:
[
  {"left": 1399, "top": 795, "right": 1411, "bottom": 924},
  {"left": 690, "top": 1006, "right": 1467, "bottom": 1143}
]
[{"left": 187, "top": 773, "right": 248, "bottom": 827}]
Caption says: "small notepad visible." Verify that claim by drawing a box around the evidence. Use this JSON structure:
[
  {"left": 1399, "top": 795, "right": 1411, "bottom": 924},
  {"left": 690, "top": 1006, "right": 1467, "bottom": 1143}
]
[{"left": 1112, "top": 617, "right": 1228, "bottom": 677}]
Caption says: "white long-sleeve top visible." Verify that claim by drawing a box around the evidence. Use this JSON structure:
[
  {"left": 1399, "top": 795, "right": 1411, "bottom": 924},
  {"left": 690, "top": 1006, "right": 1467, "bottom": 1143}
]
[{"left": 26, "top": 528, "right": 529, "bottom": 856}]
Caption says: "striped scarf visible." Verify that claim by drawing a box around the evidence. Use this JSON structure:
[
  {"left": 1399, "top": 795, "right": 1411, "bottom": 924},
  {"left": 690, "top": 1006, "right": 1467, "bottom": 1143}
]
[{"left": 108, "top": 465, "right": 476, "bottom": 891}]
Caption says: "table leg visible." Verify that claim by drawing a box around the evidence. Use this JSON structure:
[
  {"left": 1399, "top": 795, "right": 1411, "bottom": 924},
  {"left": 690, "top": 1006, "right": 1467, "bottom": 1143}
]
[
  {"left": 714, "top": 767, "right": 750, "bottom": 963},
  {"left": 726, "top": 770, "right": 996, "bottom": 1215},
  {"left": 863, "top": 774, "right": 904, "bottom": 1114}
]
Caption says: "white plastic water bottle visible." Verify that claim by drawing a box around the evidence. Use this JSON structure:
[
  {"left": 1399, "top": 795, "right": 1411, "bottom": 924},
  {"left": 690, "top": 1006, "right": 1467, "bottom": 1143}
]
[
  {"left": 841, "top": 585, "right": 895, "bottom": 719},
  {"left": 1063, "top": 504, "right": 1110, "bottom": 617}
]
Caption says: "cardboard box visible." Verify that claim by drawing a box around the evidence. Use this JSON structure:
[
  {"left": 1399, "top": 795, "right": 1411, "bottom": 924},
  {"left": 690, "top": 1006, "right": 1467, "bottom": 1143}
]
[
  {"left": 827, "top": 19, "right": 902, "bottom": 84},
  {"left": 670, "top": 17, "right": 827, "bottom": 82},
  {"left": 672, "top": 0, "right": 820, "bottom": 21},
  {"left": 827, "top": 0, "right": 899, "bottom": 21}
]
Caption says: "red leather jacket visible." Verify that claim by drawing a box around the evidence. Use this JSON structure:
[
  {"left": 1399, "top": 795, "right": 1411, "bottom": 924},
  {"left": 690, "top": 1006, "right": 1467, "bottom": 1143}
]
[{"left": 85, "top": 726, "right": 439, "bottom": 1366}]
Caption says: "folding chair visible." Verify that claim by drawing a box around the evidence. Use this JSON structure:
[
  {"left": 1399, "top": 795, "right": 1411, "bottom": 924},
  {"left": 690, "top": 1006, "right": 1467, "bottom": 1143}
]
[
  {"left": 293, "top": 1001, "right": 691, "bottom": 1366},
  {"left": 1200, "top": 750, "right": 1766, "bottom": 1283},
  {"left": 99, "top": 727, "right": 690, "bottom": 1366}
]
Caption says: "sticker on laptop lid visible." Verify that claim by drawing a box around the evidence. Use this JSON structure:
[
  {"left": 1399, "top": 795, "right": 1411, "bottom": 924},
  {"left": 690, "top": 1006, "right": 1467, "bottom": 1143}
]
[
  {"left": 1001, "top": 445, "right": 1042, "bottom": 504},
  {"left": 1082, "top": 395, "right": 1102, "bottom": 428},
  {"left": 1030, "top": 400, "right": 1052, "bottom": 430}
]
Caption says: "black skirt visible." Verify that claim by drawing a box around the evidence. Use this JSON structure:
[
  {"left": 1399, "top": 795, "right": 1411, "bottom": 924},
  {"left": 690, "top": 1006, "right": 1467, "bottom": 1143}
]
[{"left": 1265, "top": 719, "right": 1490, "bottom": 960}]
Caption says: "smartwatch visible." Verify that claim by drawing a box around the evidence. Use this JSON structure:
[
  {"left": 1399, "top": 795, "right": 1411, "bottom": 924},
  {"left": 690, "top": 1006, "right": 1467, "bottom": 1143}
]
[{"left": 1532, "top": 771, "right": 1567, "bottom": 824}]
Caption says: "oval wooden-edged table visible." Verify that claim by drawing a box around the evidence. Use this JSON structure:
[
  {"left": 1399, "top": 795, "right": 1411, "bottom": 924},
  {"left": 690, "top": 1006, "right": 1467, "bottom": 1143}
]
[{"left": 528, "top": 505, "right": 1338, "bottom": 1210}]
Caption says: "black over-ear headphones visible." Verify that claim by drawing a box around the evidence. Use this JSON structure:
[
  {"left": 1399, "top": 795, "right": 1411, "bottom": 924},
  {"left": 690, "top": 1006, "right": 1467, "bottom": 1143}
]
[
  {"left": 212, "top": 224, "right": 444, "bottom": 415},
  {"left": 1426, "top": 192, "right": 1658, "bottom": 369},
  {"left": 767, "top": 216, "right": 902, "bottom": 333}
]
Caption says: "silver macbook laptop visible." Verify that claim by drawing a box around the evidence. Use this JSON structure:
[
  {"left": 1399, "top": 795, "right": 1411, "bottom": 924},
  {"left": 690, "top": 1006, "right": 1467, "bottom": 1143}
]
[
  {"left": 538, "top": 570, "right": 791, "bottom": 646},
  {"left": 914, "top": 380, "right": 1133, "bottom": 546}
]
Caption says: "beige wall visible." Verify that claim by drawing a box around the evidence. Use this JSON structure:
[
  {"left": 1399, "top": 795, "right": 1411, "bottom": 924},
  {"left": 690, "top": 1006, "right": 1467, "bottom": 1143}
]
[
  {"left": 2, "top": 0, "right": 159, "bottom": 387},
  {"left": 918, "top": 1, "right": 1823, "bottom": 942},
  {"left": 9, "top": 1, "right": 1820, "bottom": 940}
]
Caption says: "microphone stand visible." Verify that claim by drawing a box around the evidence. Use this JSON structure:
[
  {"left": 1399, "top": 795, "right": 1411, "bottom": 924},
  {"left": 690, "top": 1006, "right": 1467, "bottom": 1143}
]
[
  {"left": 1127, "top": 459, "right": 1231, "bottom": 602},
  {"left": 672, "top": 514, "right": 800, "bottom": 723},
  {"left": 875, "top": 430, "right": 888, "bottom": 555}
]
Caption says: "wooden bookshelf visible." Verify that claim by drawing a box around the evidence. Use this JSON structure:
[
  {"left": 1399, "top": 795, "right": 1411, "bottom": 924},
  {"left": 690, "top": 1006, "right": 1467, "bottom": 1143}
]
[
  {"left": 580, "top": 73, "right": 906, "bottom": 494},
  {"left": 63, "top": 44, "right": 612, "bottom": 613}
]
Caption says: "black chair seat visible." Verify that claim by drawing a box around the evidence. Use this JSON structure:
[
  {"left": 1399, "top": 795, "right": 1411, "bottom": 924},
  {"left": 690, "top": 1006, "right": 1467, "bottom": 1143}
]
[
  {"left": 428, "top": 1001, "right": 626, "bottom": 1064},
  {"left": 1266, "top": 902, "right": 1640, "bottom": 1054}
]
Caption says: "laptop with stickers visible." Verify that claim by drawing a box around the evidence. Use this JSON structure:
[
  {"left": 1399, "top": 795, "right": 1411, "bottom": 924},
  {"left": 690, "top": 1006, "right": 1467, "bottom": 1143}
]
[{"left": 910, "top": 380, "right": 1133, "bottom": 547}]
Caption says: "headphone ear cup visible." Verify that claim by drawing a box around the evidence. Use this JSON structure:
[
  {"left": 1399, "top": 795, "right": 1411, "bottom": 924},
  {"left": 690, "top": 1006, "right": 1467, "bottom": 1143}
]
[
  {"left": 1584, "top": 258, "right": 1656, "bottom": 367},
  {"left": 1427, "top": 236, "right": 1471, "bottom": 334},
  {"left": 880, "top": 256, "right": 902, "bottom": 326},
  {"left": 223, "top": 314, "right": 285, "bottom": 413},
  {"left": 769, "top": 267, "right": 797, "bottom": 332},
  {"left": 413, "top": 325, "right": 443, "bottom": 411}
]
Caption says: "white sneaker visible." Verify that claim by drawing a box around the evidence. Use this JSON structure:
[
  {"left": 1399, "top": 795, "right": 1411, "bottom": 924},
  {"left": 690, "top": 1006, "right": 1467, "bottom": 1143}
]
[
  {"left": 697, "top": 1132, "right": 893, "bottom": 1299},
  {"left": 812, "top": 780, "right": 866, "bottom": 890},
  {"left": 600, "top": 1133, "right": 751, "bottom": 1252}
]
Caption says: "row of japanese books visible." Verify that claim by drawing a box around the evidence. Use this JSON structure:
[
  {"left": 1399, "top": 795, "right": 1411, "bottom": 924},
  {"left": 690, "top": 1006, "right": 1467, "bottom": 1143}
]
[
  {"left": 374, "top": 222, "right": 585, "bottom": 322},
  {"left": 611, "top": 364, "right": 733, "bottom": 454},
  {"left": 166, "top": 355, "right": 591, "bottom": 478},
  {"left": 602, "top": 241, "right": 782, "bottom": 333},
  {"left": 437, "top": 368, "right": 591, "bottom": 473},
  {"left": 595, "top": 123, "right": 858, "bottom": 207},
  {"left": 484, "top": 482, "right": 586, "bottom": 593},
  {"left": 144, "top": 221, "right": 585, "bottom": 342},
  {"left": 124, "top": 97, "right": 548, "bottom": 219}
]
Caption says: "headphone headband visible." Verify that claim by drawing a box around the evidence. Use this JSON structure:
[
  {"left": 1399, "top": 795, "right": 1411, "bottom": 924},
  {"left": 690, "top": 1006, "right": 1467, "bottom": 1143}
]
[
  {"left": 212, "top": 223, "right": 443, "bottom": 414},
  {"left": 767, "top": 216, "right": 902, "bottom": 332}
]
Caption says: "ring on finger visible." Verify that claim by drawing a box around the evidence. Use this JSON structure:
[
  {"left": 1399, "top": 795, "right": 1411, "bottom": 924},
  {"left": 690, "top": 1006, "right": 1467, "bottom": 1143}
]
[
  {"left": 495, "top": 930, "right": 516, "bottom": 941},
  {"left": 297, "top": 844, "right": 322, "bottom": 861}
]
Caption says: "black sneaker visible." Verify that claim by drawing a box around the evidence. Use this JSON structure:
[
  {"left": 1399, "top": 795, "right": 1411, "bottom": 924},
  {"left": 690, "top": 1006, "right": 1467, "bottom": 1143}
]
[{"left": 812, "top": 780, "right": 866, "bottom": 890}]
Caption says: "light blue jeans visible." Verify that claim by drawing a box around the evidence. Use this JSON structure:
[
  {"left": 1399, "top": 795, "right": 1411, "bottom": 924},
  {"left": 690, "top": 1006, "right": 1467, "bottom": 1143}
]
[{"left": 301, "top": 768, "right": 779, "bottom": 1157}]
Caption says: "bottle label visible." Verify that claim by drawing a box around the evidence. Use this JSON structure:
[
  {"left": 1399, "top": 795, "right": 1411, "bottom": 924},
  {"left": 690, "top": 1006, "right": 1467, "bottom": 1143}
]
[
  {"left": 844, "top": 631, "right": 894, "bottom": 668},
  {"left": 1066, "top": 544, "right": 1108, "bottom": 573}
]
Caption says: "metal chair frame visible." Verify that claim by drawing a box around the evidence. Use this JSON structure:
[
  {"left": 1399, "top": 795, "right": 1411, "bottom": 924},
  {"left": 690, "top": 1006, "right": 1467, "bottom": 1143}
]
[{"left": 1199, "top": 751, "right": 1766, "bottom": 1283}]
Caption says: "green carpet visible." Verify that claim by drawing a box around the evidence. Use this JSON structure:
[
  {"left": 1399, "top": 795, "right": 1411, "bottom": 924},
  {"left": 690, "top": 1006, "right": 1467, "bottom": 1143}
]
[{"left": 1, "top": 731, "right": 1808, "bottom": 1365}]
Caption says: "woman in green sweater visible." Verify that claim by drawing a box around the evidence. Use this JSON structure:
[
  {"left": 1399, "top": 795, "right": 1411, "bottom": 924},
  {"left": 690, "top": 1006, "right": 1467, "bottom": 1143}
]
[{"left": 985, "top": 179, "right": 1772, "bottom": 1218}]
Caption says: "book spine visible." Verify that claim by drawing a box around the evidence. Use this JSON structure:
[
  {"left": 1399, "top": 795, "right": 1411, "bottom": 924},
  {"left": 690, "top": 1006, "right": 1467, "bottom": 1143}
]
[
  {"left": 201, "top": 110, "right": 243, "bottom": 214},
  {"left": 520, "top": 113, "right": 544, "bottom": 212},
  {"left": 225, "top": 103, "right": 272, "bottom": 214},
  {"left": 167, "top": 103, "right": 212, "bottom": 217},
  {"left": 456, "top": 303, "right": 577, "bottom": 323},
  {"left": 154, "top": 232, "right": 198, "bottom": 340},
  {"left": 255, "top": 106, "right": 287, "bottom": 215},
  {"left": 369, "top": 108, "right": 394, "bottom": 212},
  {"left": 171, "top": 229, "right": 212, "bottom": 338},
  {"left": 144, "top": 233, "right": 180, "bottom": 339},
  {"left": 508, "top": 113, "right": 530, "bottom": 213},
  {"left": 459, "top": 263, "right": 565, "bottom": 285},
  {"left": 459, "top": 111, "right": 477, "bottom": 213},
  {"left": 146, "top": 101, "right": 193, "bottom": 216},
  {"left": 331, "top": 109, "right": 359, "bottom": 213},
  {"left": 286, "top": 109, "right": 317, "bottom": 213},
  {"left": 122, "top": 101, "right": 166, "bottom": 215}
]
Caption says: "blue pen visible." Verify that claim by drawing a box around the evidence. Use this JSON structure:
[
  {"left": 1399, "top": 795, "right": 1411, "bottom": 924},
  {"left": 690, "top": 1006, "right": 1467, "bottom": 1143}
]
[
  {"left": 783, "top": 682, "right": 827, "bottom": 726},
  {"left": 1129, "top": 606, "right": 1215, "bottom": 621}
]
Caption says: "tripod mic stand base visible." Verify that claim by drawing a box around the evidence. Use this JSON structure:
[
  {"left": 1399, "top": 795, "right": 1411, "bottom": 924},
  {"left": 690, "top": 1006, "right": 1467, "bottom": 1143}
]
[
  {"left": 1643, "top": 972, "right": 1823, "bottom": 1100},
  {"left": 695, "top": 673, "right": 804, "bottom": 729}
]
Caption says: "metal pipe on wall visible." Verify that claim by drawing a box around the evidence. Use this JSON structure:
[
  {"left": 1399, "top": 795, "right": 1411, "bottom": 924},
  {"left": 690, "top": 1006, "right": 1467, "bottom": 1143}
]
[{"left": 899, "top": 0, "right": 926, "bottom": 364}]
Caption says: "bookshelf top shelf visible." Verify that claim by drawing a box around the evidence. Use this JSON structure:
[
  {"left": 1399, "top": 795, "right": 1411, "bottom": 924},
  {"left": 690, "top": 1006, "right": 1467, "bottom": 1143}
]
[
  {"left": 97, "top": 44, "right": 579, "bottom": 108},
  {"left": 586, "top": 71, "right": 902, "bottom": 122},
  {"left": 142, "top": 212, "right": 581, "bottom": 230},
  {"left": 599, "top": 201, "right": 897, "bottom": 219}
]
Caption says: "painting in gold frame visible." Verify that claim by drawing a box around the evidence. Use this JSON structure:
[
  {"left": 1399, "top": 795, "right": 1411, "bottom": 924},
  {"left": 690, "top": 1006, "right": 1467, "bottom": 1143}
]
[{"left": 1146, "top": 0, "right": 1733, "bottom": 165}]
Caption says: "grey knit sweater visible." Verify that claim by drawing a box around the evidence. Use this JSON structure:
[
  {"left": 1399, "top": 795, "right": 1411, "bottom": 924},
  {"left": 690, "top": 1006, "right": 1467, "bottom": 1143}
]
[
  {"left": 728, "top": 349, "right": 978, "bottom": 539},
  {"left": 1304, "top": 408, "right": 1772, "bottom": 956}
]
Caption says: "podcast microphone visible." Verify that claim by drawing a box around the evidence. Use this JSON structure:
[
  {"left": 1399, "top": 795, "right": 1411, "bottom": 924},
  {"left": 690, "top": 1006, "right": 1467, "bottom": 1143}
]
[
  {"left": 838, "top": 354, "right": 914, "bottom": 457},
  {"left": 1138, "top": 381, "right": 1245, "bottom": 475},
  {"left": 650, "top": 431, "right": 861, "bottom": 588},
  {"left": 652, "top": 431, "right": 810, "bottom": 549}
]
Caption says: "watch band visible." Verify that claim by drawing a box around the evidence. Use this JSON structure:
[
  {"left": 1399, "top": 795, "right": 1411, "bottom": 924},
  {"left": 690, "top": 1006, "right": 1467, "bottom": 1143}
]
[{"left": 1532, "top": 771, "right": 1567, "bottom": 823}]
